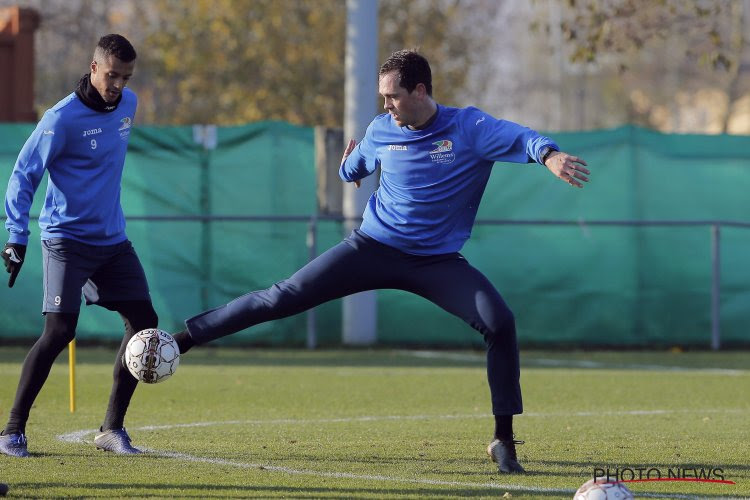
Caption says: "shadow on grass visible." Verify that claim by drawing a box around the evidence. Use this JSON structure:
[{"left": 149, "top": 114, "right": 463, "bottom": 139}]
[{"left": 5, "top": 481, "right": 570, "bottom": 499}]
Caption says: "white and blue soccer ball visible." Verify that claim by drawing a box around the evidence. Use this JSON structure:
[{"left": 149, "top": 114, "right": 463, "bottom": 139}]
[
  {"left": 574, "top": 478, "right": 634, "bottom": 500},
  {"left": 125, "top": 328, "right": 180, "bottom": 384}
]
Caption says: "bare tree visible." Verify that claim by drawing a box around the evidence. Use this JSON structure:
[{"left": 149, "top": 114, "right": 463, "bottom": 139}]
[
  {"left": 9, "top": 0, "right": 745, "bottom": 133},
  {"left": 505, "top": 0, "right": 747, "bottom": 133},
  {"left": 5, "top": 0, "right": 497, "bottom": 126}
]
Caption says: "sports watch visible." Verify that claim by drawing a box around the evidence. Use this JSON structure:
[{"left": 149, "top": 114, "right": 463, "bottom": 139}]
[{"left": 540, "top": 146, "right": 557, "bottom": 164}]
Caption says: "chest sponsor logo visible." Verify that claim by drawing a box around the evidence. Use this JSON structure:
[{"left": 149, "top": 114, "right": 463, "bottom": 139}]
[
  {"left": 82, "top": 128, "right": 103, "bottom": 137},
  {"left": 429, "top": 140, "right": 455, "bottom": 164}
]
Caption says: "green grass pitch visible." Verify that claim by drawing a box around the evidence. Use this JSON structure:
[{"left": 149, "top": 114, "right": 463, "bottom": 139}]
[{"left": 0, "top": 347, "right": 748, "bottom": 499}]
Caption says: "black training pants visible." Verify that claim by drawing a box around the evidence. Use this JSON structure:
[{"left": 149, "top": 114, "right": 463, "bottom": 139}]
[{"left": 186, "top": 230, "right": 522, "bottom": 415}]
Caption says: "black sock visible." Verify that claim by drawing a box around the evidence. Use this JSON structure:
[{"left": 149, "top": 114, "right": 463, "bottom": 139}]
[
  {"left": 4, "top": 313, "right": 78, "bottom": 437},
  {"left": 101, "top": 369, "right": 137, "bottom": 431},
  {"left": 494, "top": 415, "right": 513, "bottom": 442},
  {"left": 3, "top": 410, "right": 28, "bottom": 435},
  {"left": 173, "top": 330, "right": 196, "bottom": 354}
]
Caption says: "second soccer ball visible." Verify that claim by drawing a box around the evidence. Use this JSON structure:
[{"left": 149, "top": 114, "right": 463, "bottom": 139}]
[{"left": 574, "top": 477, "right": 634, "bottom": 500}]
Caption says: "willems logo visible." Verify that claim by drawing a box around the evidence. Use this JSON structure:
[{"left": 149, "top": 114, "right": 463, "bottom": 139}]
[
  {"left": 594, "top": 466, "right": 736, "bottom": 485},
  {"left": 428, "top": 140, "right": 455, "bottom": 164}
]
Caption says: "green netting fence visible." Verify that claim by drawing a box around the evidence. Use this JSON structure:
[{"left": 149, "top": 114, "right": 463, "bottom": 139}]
[{"left": 0, "top": 123, "right": 748, "bottom": 348}]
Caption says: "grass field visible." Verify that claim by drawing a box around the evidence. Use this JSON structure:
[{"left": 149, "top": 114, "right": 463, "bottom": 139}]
[{"left": 0, "top": 347, "right": 748, "bottom": 499}]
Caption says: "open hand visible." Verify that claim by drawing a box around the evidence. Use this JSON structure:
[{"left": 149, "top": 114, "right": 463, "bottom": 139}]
[{"left": 544, "top": 152, "right": 589, "bottom": 188}]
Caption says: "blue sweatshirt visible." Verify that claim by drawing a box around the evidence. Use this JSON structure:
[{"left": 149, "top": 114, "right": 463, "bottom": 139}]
[
  {"left": 339, "top": 104, "right": 558, "bottom": 255},
  {"left": 4, "top": 88, "right": 137, "bottom": 246}
]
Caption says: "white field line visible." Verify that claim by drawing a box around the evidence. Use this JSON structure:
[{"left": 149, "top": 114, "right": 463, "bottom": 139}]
[
  {"left": 73, "top": 448, "right": 732, "bottom": 499},
  {"left": 120, "top": 448, "right": 578, "bottom": 496},
  {"left": 59, "top": 428, "right": 572, "bottom": 496},
  {"left": 57, "top": 410, "right": 744, "bottom": 500},
  {"left": 55, "top": 432, "right": 698, "bottom": 500},
  {"left": 56, "top": 407, "right": 749, "bottom": 444},
  {"left": 397, "top": 350, "right": 748, "bottom": 375}
]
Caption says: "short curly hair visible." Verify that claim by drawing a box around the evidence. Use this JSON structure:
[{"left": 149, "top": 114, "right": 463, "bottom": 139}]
[
  {"left": 95, "top": 34, "right": 137, "bottom": 63},
  {"left": 379, "top": 49, "right": 432, "bottom": 96}
]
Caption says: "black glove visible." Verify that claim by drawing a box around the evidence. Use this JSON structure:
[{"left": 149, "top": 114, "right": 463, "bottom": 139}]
[{"left": 2, "top": 242, "right": 26, "bottom": 288}]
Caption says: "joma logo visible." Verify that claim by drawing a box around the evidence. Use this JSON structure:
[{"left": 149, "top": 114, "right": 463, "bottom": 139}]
[{"left": 82, "top": 128, "right": 103, "bottom": 137}]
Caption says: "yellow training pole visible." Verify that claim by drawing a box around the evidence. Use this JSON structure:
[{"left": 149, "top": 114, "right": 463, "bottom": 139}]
[{"left": 68, "top": 339, "right": 76, "bottom": 412}]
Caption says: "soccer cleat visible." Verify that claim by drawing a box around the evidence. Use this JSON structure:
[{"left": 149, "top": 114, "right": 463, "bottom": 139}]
[
  {"left": 94, "top": 427, "right": 142, "bottom": 454},
  {"left": 0, "top": 432, "right": 29, "bottom": 458},
  {"left": 487, "top": 438, "right": 525, "bottom": 473},
  {"left": 0, "top": 483, "right": 8, "bottom": 496}
]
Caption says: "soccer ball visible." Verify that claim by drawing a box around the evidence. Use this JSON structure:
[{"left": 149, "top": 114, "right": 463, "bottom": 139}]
[
  {"left": 574, "top": 478, "right": 634, "bottom": 500},
  {"left": 124, "top": 329, "right": 180, "bottom": 383}
]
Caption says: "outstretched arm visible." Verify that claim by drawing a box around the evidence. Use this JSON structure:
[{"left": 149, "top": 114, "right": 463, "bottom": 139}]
[{"left": 543, "top": 151, "right": 589, "bottom": 188}]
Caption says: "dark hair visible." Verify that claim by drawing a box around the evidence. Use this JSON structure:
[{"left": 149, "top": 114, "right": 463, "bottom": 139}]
[
  {"left": 95, "top": 34, "right": 137, "bottom": 62},
  {"left": 379, "top": 49, "right": 432, "bottom": 96}
]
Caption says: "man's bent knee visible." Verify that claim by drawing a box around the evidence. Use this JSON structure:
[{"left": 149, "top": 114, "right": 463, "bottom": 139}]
[
  {"left": 481, "top": 308, "right": 516, "bottom": 345},
  {"left": 42, "top": 312, "right": 79, "bottom": 346},
  {"left": 106, "top": 300, "right": 158, "bottom": 332}
]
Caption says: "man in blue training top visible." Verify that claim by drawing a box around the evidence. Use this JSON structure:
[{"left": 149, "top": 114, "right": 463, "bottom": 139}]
[
  {"left": 0, "top": 34, "right": 157, "bottom": 457},
  {"left": 171, "top": 49, "right": 589, "bottom": 474}
]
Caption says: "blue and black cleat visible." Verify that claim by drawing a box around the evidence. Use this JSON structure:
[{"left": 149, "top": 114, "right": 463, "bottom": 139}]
[{"left": 0, "top": 432, "right": 29, "bottom": 458}]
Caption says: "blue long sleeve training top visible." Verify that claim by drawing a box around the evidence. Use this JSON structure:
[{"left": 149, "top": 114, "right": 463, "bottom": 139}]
[
  {"left": 339, "top": 104, "right": 558, "bottom": 255},
  {"left": 5, "top": 88, "right": 137, "bottom": 246}
]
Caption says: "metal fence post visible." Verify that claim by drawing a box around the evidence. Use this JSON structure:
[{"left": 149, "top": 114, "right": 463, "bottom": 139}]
[
  {"left": 193, "top": 125, "right": 217, "bottom": 311},
  {"left": 711, "top": 224, "right": 721, "bottom": 350},
  {"left": 306, "top": 216, "right": 318, "bottom": 349}
]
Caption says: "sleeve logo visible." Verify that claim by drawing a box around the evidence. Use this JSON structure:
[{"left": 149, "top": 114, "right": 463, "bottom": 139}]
[
  {"left": 118, "top": 117, "right": 132, "bottom": 131},
  {"left": 119, "top": 117, "right": 133, "bottom": 140}
]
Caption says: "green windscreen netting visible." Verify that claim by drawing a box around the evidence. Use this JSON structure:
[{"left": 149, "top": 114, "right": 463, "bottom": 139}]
[{"left": 0, "top": 123, "right": 748, "bottom": 347}]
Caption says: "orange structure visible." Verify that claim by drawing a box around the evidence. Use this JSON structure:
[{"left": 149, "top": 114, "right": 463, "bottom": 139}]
[{"left": 0, "top": 6, "right": 40, "bottom": 122}]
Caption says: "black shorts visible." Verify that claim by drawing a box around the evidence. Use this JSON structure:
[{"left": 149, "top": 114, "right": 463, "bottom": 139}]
[{"left": 41, "top": 238, "right": 150, "bottom": 314}]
